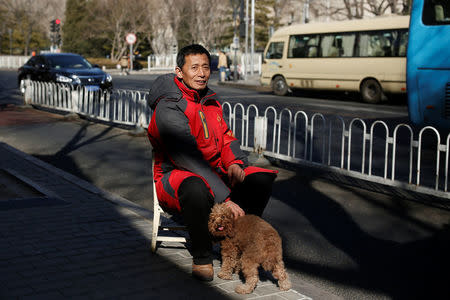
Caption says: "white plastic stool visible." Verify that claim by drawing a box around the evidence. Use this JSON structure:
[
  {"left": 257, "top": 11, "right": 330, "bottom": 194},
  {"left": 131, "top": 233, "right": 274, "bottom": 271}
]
[{"left": 151, "top": 150, "right": 187, "bottom": 252}]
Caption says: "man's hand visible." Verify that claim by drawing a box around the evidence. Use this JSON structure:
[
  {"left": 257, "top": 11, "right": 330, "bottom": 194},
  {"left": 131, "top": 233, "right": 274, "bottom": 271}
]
[
  {"left": 224, "top": 200, "right": 245, "bottom": 219},
  {"left": 227, "top": 164, "right": 245, "bottom": 187}
]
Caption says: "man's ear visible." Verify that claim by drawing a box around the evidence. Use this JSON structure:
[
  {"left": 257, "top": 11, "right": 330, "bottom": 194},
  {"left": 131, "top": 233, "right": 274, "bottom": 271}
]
[{"left": 175, "top": 66, "right": 183, "bottom": 79}]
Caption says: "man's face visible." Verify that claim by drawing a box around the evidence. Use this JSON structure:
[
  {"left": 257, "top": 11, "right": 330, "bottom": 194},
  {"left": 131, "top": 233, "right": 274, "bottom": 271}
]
[{"left": 176, "top": 54, "right": 210, "bottom": 91}]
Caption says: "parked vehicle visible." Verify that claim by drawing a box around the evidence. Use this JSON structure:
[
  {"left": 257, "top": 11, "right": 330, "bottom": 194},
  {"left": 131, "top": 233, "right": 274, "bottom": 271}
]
[
  {"left": 407, "top": 0, "right": 450, "bottom": 129},
  {"left": 18, "top": 53, "right": 113, "bottom": 94},
  {"left": 261, "top": 16, "right": 409, "bottom": 103}
]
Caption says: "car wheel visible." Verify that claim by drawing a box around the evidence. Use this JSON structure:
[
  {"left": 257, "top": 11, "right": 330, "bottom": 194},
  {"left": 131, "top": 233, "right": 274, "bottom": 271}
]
[
  {"left": 360, "top": 79, "right": 383, "bottom": 104},
  {"left": 272, "top": 76, "right": 288, "bottom": 96}
]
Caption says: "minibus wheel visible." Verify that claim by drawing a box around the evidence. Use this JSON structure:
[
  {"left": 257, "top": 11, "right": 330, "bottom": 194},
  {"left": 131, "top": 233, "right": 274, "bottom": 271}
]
[
  {"left": 272, "top": 76, "right": 288, "bottom": 96},
  {"left": 360, "top": 79, "right": 383, "bottom": 104}
]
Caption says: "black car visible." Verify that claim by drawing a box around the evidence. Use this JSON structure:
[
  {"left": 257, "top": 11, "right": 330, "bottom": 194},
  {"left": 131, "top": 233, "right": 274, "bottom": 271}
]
[{"left": 18, "top": 53, "right": 113, "bottom": 94}]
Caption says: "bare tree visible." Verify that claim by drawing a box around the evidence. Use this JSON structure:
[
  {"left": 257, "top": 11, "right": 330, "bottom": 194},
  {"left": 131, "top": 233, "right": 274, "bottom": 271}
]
[
  {"left": 143, "top": 0, "right": 180, "bottom": 55},
  {"left": 365, "top": 0, "right": 407, "bottom": 15},
  {"left": 94, "top": 0, "right": 149, "bottom": 61},
  {"left": 0, "top": 0, "right": 63, "bottom": 54},
  {"left": 271, "top": 0, "right": 292, "bottom": 28},
  {"left": 180, "top": 0, "right": 229, "bottom": 49},
  {"left": 342, "top": 0, "right": 365, "bottom": 19}
]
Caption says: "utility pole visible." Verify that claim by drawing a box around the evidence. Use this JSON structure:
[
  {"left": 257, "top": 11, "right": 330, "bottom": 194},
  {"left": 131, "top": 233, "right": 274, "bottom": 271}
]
[
  {"left": 303, "top": 0, "right": 310, "bottom": 24},
  {"left": 8, "top": 28, "right": 12, "bottom": 55},
  {"left": 245, "top": 0, "right": 249, "bottom": 79},
  {"left": 250, "top": 0, "right": 255, "bottom": 76},
  {"left": 231, "top": 0, "right": 239, "bottom": 82},
  {"left": 327, "top": 0, "right": 330, "bottom": 22}
]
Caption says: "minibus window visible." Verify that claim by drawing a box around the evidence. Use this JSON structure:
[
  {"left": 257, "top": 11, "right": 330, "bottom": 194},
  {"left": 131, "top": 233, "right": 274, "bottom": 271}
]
[
  {"left": 423, "top": 0, "right": 450, "bottom": 25},
  {"left": 288, "top": 35, "right": 319, "bottom": 58},
  {"left": 265, "top": 42, "right": 284, "bottom": 59}
]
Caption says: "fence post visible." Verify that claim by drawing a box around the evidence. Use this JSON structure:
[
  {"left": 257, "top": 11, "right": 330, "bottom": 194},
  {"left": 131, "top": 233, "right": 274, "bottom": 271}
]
[
  {"left": 250, "top": 116, "right": 270, "bottom": 166},
  {"left": 24, "top": 79, "right": 32, "bottom": 105}
]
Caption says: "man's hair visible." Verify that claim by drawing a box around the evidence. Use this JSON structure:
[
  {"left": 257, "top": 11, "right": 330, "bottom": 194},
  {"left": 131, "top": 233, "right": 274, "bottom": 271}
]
[{"left": 176, "top": 44, "right": 211, "bottom": 69}]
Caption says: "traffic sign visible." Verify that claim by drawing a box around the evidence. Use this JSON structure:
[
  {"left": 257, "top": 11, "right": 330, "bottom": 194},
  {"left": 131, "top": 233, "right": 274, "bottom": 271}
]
[{"left": 126, "top": 33, "right": 137, "bottom": 45}]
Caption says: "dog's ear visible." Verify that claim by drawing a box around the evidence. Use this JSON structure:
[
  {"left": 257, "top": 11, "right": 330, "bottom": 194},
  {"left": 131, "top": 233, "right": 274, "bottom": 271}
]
[{"left": 224, "top": 208, "right": 236, "bottom": 237}]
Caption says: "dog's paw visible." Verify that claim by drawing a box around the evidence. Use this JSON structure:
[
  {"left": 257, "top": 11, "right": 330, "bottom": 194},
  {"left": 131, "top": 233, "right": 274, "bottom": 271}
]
[
  {"left": 217, "top": 270, "right": 233, "bottom": 280},
  {"left": 235, "top": 284, "right": 254, "bottom": 294},
  {"left": 278, "top": 278, "right": 291, "bottom": 291}
]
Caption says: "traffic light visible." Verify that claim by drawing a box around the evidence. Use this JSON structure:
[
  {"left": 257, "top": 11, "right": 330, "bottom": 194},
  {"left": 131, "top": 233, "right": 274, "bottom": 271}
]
[
  {"left": 55, "top": 19, "right": 61, "bottom": 32},
  {"left": 55, "top": 33, "right": 61, "bottom": 45},
  {"left": 50, "top": 19, "right": 56, "bottom": 32}
]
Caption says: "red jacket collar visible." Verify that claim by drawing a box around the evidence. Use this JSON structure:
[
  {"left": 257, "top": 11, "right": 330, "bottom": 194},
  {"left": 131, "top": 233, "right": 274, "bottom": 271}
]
[{"left": 174, "top": 76, "right": 216, "bottom": 103}]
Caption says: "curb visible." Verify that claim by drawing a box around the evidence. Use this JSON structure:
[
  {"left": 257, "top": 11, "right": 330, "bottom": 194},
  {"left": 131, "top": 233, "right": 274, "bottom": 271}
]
[
  {"left": 0, "top": 142, "right": 155, "bottom": 221},
  {"left": 217, "top": 81, "right": 272, "bottom": 92}
]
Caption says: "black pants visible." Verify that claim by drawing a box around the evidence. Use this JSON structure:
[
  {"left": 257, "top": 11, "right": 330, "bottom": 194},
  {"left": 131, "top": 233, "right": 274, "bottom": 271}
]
[{"left": 178, "top": 172, "right": 276, "bottom": 265}]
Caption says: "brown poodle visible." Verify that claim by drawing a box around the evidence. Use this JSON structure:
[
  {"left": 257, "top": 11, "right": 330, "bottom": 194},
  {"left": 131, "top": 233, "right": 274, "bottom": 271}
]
[{"left": 208, "top": 203, "right": 291, "bottom": 294}]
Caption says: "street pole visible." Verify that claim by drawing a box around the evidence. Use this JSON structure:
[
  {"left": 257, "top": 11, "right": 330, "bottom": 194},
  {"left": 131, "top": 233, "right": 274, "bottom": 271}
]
[
  {"left": 327, "top": 0, "right": 330, "bottom": 22},
  {"left": 250, "top": 0, "right": 254, "bottom": 76},
  {"left": 231, "top": 0, "right": 238, "bottom": 82},
  {"left": 130, "top": 44, "right": 133, "bottom": 72},
  {"left": 245, "top": 0, "right": 249, "bottom": 80},
  {"left": 8, "top": 28, "right": 12, "bottom": 55},
  {"left": 303, "top": 0, "right": 310, "bottom": 24}
]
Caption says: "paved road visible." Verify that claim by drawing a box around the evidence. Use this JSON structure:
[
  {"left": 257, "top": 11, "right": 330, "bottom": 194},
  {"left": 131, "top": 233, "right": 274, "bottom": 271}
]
[{"left": 1, "top": 70, "right": 450, "bottom": 299}]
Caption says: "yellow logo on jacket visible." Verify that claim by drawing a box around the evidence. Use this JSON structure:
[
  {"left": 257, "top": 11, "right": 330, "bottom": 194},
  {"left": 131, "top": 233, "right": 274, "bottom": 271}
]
[{"left": 199, "top": 111, "right": 209, "bottom": 139}]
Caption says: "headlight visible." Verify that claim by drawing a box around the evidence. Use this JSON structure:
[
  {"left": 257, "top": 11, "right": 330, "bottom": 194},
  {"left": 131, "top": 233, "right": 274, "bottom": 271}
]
[
  {"left": 71, "top": 75, "right": 81, "bottom": 84},
  {"left": 106, "top": 74, "right": 112, "bottom": 82},
  {"left": 56, "top": 74, "right": 72, "bottom": 83}
]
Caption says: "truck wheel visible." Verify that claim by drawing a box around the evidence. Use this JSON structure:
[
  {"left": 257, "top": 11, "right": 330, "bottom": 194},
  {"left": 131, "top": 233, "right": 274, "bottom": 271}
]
[
  {"left": 272, "top": 76, "right": 288, "bottom": 96},
  {"left": 360, "top": 79, "right": 383, "bottom": 104}
]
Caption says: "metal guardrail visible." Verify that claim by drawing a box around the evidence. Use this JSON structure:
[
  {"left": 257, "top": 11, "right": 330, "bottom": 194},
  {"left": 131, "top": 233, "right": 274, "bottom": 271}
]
[
  {"left": 0, "top": 55, "right": 30, "bottom": 69},
  {"left": 26, "top": 80, "right": 450, "bottom": 200},
  {"left": 147, "top": 54, "right": 177, "bottom": 71}
]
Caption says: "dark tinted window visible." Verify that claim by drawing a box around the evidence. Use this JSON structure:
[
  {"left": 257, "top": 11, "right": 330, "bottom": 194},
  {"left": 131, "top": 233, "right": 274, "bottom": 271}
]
[
  {"left": 357, "top": 30, "right": 407, "bottom": 57},
  {"left": 46, "top": 55, "right": 93, "bottom": 69},
  {"left": 288, "top": 35, "right": 319, "bottom": 58},
  {"left": 423, "top": 0, "right": 450, "bottom": 25},
  {"left": 34, "top": 56, "right": 46, "bottom": 67},
  {"left": 265, "top": 42, "right": 284, "bottom": 59},
  {"left": 320, "top": 33, "right": 356, "bottom": 57},
  {"left": 26, "top": 57, "right": 37, "bottom": 66}
]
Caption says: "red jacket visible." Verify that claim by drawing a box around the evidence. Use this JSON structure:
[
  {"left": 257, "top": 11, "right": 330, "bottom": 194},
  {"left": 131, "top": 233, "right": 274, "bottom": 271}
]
[{"left": 147, "top": 74, "right": 273, "bottom": 203}]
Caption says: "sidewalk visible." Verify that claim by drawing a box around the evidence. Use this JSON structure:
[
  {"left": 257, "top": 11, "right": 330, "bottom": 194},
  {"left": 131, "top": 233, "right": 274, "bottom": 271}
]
[
  {"left": 0, "top": 141, "right": 319, "bottom": 299},
  {"left": 2, "top": 104, "right": 448, "bottom": 299}
]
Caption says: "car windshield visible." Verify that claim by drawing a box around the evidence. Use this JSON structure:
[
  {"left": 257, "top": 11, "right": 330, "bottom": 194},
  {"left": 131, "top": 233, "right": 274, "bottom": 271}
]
[{"left": 47, "top": 55, "right": 93, "bottom": 69}]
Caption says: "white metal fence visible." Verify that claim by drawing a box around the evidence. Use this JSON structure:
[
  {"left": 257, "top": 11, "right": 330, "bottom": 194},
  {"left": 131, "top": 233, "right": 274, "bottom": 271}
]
[
  {"left": 147, "top": 54, "right": 177, "bottom": 71},
  {"left": 146, "top": 53, "right": 262, "bottom": 75},
  {"left": 240, "top": 53, "right": 262, "bottom": 75},
  {"left": 25, "top": 80, "right": 450, "bottom": 200},
  {"left": 0, "top": 55, "right": 30, "bottom": 69}
]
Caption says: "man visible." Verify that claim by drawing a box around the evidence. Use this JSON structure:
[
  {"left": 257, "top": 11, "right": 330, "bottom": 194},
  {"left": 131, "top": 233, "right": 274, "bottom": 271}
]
[
  {"left": 120, "top": 55, "right": 129, "bottom": 75},
  {"left": 217, "top": 50, "right": 228, "bottom": 82},
  {"left": 147, "top": 44, "right": 277, "bottom": 281}
]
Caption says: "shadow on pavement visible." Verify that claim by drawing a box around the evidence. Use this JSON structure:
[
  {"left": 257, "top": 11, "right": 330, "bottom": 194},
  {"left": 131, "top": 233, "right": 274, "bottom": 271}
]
[
  {"left": 271, "top": 168, "right": 450, "bottom": 299},
  {"left": 0, "top": 143, "right": 233, "bottom": 299}
]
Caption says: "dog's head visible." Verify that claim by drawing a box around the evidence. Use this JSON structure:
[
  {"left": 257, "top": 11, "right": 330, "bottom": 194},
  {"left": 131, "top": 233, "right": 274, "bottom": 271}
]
[{"left": 208, "top": 203, "right": 235, "bottom": 238}]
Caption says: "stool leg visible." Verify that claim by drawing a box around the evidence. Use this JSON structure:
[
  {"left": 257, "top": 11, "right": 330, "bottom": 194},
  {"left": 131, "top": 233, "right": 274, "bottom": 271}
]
[{"left": 151, "top": 206, "right": 160, "bottom": 253}]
